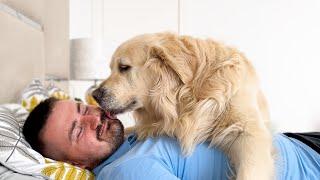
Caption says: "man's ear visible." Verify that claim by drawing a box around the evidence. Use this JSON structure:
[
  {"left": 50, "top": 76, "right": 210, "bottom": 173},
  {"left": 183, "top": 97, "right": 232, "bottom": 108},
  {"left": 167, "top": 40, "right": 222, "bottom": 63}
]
[{"left": 147, "top": 37, "right": 195, "bottom": 84}]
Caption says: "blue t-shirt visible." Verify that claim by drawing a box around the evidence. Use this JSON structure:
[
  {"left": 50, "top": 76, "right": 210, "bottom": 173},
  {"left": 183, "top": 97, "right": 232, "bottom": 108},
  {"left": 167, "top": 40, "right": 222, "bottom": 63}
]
[{"left": 93, "top": 134, "right": 320, "bottom": 180}]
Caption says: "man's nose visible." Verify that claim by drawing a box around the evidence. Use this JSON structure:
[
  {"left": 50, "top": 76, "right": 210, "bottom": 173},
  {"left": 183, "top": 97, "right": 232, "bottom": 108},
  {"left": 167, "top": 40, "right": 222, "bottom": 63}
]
[{"left": 80, "top": 115, "right": 100, "bottom": 130}]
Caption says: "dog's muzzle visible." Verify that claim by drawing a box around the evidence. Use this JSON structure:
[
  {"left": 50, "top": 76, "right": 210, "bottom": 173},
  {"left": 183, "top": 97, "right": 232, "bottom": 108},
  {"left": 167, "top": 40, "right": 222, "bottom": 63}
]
[
  {"left": 92, "top": 87, "right": 139, "bottom": 114},
  {"left": 92, "top": 87, "right": 119, "bottom": 112},
  {"left": 92, "top": 87, "right": 108, "bottom": 106}
]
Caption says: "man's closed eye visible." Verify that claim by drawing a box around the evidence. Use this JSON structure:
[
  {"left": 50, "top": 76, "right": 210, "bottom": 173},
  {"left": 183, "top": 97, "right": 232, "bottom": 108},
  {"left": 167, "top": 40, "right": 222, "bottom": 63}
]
[{"left": 73, "top": 126, "right": 83, "bottom": 141}]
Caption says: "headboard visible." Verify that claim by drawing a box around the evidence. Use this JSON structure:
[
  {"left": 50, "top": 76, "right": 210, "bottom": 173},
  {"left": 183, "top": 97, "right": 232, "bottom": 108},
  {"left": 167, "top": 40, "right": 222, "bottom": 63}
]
[{"left": 0, "top": 3, "right": 45, "bottom": 103}]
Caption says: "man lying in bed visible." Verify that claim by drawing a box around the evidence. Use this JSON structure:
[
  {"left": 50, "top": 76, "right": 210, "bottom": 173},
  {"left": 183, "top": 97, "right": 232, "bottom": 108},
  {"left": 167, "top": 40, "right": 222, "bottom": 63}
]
[{"left": 23, "top": 97, "right": 320, "bottom": 180}]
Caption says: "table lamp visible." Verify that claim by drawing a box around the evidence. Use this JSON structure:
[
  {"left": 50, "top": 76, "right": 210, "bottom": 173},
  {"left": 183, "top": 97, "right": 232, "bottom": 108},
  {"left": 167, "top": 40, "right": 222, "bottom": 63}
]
[{"left": 70, "top": 38, "right": 107, "bottom": 105}]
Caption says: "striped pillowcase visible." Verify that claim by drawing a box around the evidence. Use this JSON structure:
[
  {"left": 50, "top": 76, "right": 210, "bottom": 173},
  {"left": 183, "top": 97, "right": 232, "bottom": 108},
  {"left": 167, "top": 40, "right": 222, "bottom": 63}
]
[{"left": 0, "top": 104, "right": 45, "bottom": 177}]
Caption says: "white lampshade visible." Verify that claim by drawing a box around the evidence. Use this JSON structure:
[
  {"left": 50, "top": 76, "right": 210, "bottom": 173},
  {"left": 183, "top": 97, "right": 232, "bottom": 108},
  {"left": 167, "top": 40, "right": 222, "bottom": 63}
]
[{"left": 70, "top": 38, "right": 107, "bottom": 80}]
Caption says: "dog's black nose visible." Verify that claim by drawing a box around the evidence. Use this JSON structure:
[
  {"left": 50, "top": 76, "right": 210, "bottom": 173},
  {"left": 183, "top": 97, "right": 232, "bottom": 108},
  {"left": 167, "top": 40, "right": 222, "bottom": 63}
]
[{"left": 92, "top": 88, "right": 105, "bottom": 104}]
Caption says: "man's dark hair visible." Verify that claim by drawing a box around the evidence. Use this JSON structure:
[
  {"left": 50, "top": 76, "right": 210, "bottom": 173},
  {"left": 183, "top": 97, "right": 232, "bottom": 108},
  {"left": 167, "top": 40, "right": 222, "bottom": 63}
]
[{"left": 23, "top": 97, "right": 59, "bottom": 154}]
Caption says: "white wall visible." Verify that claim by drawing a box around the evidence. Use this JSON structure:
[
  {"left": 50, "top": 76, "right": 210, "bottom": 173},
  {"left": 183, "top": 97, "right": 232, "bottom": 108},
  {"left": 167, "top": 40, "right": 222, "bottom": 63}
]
[
  {"left": 102, "top": 0, "right": 179, "bottom": 66},
  {"left": 69, "top": 0, "right": 91, "bottom": 39},
  {"left": 181, "top": 0, "right": 320, "bottom": 132}
]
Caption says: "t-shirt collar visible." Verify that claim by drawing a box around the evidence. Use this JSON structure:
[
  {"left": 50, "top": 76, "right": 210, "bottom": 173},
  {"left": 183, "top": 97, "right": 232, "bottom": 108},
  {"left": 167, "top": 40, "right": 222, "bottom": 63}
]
[{"left": 93, "top": 134, "right": 137, "bottom": 175}]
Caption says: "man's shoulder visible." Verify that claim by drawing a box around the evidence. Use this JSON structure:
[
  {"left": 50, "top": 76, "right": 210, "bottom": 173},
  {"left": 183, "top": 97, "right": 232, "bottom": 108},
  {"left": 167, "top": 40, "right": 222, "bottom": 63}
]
[
  {"left": 133, "top": 136, "right": 182, "bottom": 156},
  {"left": 95, "top": 136, "right": 184, "bottom": 179}
]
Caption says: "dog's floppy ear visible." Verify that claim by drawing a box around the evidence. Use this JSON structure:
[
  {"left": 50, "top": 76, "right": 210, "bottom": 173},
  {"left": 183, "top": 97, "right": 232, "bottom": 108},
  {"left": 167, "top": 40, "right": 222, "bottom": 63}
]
[{"left": 147, "top": 37, "right": 195, "bottom": 84}]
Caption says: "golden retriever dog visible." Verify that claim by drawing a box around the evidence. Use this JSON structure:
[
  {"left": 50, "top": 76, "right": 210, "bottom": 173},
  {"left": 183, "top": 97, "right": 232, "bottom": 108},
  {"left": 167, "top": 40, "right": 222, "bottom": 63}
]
[{"left": 93, "top": 32, "right": 274, "bottom": 180}]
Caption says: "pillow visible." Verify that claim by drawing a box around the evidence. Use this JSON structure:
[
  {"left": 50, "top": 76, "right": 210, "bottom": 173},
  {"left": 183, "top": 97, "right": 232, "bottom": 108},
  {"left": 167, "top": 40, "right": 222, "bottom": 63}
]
[
  {"left": 85, "top": 84, "right": 98, "bottom": 106},
  {"left": 20, "top": 79, "right": 49, "bottom": 112},
  {"left": 21, "top": 79, "right": 70, "bottom": 112},
  {"left": 42, "top": 158, "right": 94, "bottom": 180},
  {"left": 0, "top": 104, "right": 45, "bottom": 177},
  {"left": 47, "top": 82, "right": 69, "bottom": 100},
  {"left": 0, "top": 104, "right": 94, "bottom": 179}
]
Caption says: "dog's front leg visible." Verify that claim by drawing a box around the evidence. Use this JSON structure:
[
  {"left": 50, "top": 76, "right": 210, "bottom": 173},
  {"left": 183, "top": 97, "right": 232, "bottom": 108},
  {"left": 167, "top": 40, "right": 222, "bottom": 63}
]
[
  {"left": 228, "top": 123, "right": 274, "bottom": 180},
  {"left": 175, "top": 98, "right": 230, "bottom": 156}
]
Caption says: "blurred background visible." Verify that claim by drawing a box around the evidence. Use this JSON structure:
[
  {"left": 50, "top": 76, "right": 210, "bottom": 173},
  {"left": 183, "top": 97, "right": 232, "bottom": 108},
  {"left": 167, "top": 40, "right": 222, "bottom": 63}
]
[{"left": 1, "top": 0, "right": 319, "bottom": 131}]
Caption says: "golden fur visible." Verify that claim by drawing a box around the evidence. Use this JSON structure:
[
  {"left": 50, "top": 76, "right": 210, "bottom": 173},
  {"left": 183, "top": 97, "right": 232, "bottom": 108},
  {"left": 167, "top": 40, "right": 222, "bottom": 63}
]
[{"left": 95, "top": 32, "right": 274, "bottom": 180}]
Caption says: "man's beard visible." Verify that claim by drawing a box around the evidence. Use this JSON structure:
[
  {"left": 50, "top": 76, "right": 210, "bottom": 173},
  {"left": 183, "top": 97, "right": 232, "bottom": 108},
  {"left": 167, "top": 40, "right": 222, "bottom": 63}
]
[{"left": 97, "top": 108, "right": 125, "bottom": 154}]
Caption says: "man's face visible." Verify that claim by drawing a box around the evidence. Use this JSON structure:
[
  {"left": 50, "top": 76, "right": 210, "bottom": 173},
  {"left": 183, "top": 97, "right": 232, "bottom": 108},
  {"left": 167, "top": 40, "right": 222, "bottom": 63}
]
[{"left": 40, "top": 100, "right": 124, "bottom": 169}]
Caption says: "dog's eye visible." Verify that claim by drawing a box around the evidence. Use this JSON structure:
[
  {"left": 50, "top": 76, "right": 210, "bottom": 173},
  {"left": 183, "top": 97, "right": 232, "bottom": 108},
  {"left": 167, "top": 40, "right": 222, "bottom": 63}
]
[{"left": 119, "top": 64, "right": 131, "bottom": 73}]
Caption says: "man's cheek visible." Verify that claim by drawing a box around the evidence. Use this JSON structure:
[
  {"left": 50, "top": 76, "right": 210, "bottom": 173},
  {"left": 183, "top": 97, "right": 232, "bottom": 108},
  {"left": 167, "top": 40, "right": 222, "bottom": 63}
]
[
  {"left": 86, "top": 135, "right": 100, "bottom": 147},
  {"left": 83, "top": 130, "right": 96, "bottom": 142}
]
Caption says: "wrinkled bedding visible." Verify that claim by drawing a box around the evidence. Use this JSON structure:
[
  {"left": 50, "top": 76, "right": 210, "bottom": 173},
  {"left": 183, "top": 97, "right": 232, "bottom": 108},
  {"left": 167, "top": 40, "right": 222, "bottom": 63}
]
[{"left": 0, "top": 165, "right": 44, "bottom": 180}]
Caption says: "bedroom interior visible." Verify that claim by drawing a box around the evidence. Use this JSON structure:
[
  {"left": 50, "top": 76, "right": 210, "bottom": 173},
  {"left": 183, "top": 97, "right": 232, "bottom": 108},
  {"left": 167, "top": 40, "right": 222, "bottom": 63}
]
[{"left": 0, "top": 0, "right": 320, "bottom": 179}]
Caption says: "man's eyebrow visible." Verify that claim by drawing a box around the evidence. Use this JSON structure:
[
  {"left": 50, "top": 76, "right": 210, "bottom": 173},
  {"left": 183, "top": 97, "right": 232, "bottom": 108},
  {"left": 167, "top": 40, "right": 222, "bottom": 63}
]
[
  {"left": 69, "top": 121, "right": 77, "bottom": 142},
  {"left": 77, "top": 102, "right": 80, "bottom": 113},
  {"left": 69, "top": 103, "right": 80, "bottom": 142}
]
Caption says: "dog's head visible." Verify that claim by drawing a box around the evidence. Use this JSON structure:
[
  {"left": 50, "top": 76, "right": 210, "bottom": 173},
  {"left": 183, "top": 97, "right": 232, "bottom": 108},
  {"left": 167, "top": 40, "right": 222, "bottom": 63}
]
[{"left": 93, "top": 32, "right": 196, "bottom": 116}]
